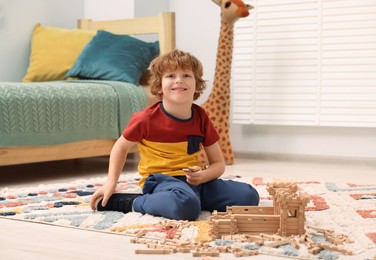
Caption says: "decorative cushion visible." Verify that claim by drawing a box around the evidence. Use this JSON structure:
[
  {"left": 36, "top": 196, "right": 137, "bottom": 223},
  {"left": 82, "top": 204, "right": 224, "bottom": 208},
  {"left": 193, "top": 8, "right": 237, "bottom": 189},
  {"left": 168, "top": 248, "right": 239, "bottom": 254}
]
[
  {"left": 66, "top": 30, "right": 159, "bottom": 85},
  {"left": 23, "top": 24, "right": 95, "bottom": 82}
]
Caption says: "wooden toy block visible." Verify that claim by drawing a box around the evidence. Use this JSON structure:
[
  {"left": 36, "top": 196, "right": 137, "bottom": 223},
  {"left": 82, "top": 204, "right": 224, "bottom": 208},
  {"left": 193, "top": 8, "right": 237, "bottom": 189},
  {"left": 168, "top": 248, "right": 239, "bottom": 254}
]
[
  {"left": 233, "top": 250, "right": 259, "bottom": 257},
  {"left": 307, "top": 225, "right": 334, "bottom": 234},
  {"left": 227, "top": 206, "right": 274, "bottom": 215},
  {"left": 308, "top": 246, "right": 322, "bottom": 255},
  {"left": 192, "top": 251, "right": 220, "bottom": 257},
  {"left": 146, "top": 243, "right": 176, "bottom": 252},
  {"left": 315, "top": 242, "right": 353, "bottom": 255},
  {"left": 130, "top": 238, "right": 150, "bottom": 244},
  {"left": 135, "top": 249, "right": 172, "bottom": 254},
  {"left": 216, "top": 246, "right": 232, "bottom": 253},
  {"left": 176, "top": 246, "right": 191, "bottom": 253},
  {"left": 259, "top": 234, "right": 284, "bottom": 241},
  {"left": 325, "top": 234, "right": 346, "bottom": 245},
  {"left": 288, "top": 236, "right": 300, "bottom": 249},
  {"left": 265, "top": 240, "right": 291, "bottom": 248},
  {"left": 172, "top": 239, "right": 191, "bottom": 245},
  {"left": 136, "top": 230, "right": 147, "bottom": 237}
]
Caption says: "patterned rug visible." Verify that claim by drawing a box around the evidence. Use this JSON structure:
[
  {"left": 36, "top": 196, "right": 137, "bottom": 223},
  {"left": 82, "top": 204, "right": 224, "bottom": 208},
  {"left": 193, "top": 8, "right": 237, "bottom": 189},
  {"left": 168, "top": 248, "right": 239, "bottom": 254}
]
[{"left": 1, "top": 174, "right": 375, "bottom": 259}]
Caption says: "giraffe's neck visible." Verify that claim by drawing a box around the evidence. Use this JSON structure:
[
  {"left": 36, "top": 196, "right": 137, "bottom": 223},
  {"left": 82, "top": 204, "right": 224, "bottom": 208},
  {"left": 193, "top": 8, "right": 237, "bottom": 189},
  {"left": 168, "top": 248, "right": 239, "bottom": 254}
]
[{"left": 208, "top": 22, "right": 234, "bottom": 105}]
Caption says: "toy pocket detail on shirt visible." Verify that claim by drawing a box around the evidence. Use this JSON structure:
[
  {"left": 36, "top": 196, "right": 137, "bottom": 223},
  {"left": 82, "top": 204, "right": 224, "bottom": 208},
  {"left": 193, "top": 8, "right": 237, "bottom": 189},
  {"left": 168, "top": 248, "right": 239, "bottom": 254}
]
[{"left": 187, "top": 135, "right": 203, "bottom": 155}]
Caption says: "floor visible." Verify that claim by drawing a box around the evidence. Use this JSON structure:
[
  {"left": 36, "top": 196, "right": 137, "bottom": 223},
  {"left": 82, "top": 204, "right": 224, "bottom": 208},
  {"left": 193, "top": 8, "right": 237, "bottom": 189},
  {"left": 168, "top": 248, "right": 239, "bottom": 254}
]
[{"left": 0, "top": 155, "right": 375, "bottom": 260}]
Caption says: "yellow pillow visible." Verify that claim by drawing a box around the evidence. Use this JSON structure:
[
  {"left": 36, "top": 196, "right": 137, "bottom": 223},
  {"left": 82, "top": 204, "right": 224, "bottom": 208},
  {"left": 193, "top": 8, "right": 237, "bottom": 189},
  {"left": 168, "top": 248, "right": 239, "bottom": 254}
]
[{"left": 23, "top": 24, "right": 95, "bottom": 82}]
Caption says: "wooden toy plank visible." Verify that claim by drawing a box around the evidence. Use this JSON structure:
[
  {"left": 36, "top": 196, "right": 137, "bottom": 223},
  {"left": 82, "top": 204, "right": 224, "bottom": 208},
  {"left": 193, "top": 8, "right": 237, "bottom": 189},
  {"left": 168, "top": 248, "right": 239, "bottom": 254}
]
[{"left": 135, "top": 249, "right": 172, "bottom": 254}]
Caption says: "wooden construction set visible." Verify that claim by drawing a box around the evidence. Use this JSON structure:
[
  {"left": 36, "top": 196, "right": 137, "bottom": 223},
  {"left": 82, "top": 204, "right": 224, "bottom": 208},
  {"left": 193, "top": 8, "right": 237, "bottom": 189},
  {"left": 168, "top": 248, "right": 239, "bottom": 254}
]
[
  {"left": 129, "top": 181, "right": 355, "bottom": 257},
  {"left": 210, "top": 182, "right": 310, "bottom": 238}
]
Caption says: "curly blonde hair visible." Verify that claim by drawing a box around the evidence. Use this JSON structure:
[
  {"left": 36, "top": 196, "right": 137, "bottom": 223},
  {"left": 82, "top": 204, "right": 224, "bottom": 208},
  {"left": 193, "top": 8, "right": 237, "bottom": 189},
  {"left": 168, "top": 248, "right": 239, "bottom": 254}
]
[{"left": 149, "top": 49, "right": 206, "bottom": 101}]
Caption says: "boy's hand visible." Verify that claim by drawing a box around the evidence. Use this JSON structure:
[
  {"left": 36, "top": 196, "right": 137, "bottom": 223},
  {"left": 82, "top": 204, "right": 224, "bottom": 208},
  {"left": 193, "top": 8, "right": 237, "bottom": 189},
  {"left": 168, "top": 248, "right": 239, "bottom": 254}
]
[
  {"left": 184, "top": 166, "right": 203, "bottom": 186},
  {"left": 182, "top": 166, "right": 201, "bottom": 173},
  {"left": 89, "top": 183, "right": 116, "bottom": 210}
]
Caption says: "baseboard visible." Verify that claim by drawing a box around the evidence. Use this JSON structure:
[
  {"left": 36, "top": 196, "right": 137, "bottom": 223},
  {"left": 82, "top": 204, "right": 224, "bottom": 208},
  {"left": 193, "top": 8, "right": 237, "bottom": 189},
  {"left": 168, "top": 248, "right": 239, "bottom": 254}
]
[{"left": 234, "top": 151, "right": 376, "bottom": 166}]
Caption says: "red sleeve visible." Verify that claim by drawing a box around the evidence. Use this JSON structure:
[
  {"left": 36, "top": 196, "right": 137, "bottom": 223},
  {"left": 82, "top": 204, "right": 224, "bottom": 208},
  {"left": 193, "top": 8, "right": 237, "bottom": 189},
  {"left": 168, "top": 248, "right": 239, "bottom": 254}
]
[{"left": 122, "top": 111, "right": 148, "bottom": 142}]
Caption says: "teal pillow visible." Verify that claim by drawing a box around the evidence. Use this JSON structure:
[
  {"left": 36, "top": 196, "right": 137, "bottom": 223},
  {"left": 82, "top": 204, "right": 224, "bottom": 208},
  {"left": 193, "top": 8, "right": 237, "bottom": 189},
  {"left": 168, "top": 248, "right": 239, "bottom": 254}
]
[{"left": 66, "top": 30, "right": 159, "bottom": 85}]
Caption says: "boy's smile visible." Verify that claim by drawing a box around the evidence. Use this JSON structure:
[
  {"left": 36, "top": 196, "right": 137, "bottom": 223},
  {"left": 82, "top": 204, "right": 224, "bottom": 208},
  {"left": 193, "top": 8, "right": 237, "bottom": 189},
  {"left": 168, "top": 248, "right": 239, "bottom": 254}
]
[
  {"left": 171, "top": 86, "right": 188, "bottom": 91},
  {"left": 171, "top": 87, "right": 188, "bottom": 93}
]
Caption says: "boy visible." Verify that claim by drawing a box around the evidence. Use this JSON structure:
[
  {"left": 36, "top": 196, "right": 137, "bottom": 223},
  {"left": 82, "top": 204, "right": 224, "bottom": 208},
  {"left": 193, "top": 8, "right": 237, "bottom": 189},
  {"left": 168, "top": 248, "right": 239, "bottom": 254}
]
[{"left": 90, "top": 49, "right": 259, "bottom": 220}]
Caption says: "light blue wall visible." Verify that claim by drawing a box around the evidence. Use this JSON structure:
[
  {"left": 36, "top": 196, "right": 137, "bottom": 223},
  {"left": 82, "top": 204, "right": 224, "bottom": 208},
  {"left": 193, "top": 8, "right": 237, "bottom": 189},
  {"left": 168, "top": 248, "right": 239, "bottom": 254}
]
[
  {"left": 0, "top": 0, "right": 169, "bottom": 82},
  {"left": 0, "top": 0, "right": 84, "bottom": 82},
  {"left": 134, "top": 0, "right": 170, "bottom": 43},
  {"left": 134, "top": 0, "right": 169, "bottom": 17}
]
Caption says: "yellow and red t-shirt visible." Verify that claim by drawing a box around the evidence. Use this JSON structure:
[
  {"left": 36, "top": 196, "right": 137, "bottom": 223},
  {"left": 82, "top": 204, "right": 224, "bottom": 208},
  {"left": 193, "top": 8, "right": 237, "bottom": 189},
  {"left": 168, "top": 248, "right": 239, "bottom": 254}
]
[{"left": 122, "top": 101, "right": 220, "bottom": 187}]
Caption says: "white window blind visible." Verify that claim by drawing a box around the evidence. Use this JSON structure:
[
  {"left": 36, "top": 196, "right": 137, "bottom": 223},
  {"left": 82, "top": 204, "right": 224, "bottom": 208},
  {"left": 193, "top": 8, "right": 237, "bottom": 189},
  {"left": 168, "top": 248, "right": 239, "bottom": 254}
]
[{"left": 232, "top": 0, "right": 376, "bottom": 127}]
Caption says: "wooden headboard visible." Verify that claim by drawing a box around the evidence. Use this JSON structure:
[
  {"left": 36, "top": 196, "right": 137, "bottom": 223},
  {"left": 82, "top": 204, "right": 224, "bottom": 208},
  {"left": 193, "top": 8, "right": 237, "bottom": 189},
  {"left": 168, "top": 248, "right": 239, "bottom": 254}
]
[{"left": 78, "top": 12, "right": 175, "bottom": 55}]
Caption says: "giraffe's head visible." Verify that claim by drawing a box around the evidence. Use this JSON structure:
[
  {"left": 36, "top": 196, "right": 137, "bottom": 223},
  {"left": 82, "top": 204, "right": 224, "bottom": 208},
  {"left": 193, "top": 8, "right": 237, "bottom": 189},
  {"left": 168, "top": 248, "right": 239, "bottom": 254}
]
[{"left": 212, "top": 0, "right": 253, "bottom": 24}]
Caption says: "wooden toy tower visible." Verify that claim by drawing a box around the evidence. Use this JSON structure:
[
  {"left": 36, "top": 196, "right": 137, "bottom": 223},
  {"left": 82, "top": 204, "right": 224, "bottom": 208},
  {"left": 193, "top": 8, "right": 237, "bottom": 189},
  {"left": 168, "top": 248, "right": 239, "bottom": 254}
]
[{"left": 267, "top": 182, "right": 310, "bottom": 236}]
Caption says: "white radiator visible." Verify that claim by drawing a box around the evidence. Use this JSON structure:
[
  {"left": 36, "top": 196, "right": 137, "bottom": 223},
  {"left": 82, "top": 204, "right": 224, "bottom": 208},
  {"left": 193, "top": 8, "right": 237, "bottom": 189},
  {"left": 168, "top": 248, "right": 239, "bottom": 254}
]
[{"left": 232, "top": 0, "right": 376, "bottom": 127}]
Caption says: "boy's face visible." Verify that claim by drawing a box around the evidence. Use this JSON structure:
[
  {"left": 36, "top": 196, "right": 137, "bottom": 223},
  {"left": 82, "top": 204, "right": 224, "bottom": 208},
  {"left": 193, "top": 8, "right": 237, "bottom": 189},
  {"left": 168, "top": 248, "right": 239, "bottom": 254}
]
[{"left": 160, "top": 68, "right": 196, "bottom": 104}]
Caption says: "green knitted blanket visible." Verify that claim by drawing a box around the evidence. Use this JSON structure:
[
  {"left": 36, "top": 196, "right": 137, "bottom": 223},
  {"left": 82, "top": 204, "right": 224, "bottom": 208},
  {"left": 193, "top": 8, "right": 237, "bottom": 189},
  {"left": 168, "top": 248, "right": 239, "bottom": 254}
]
[{"left": 0, "top": 80, "right": 147, "bottom": 146}]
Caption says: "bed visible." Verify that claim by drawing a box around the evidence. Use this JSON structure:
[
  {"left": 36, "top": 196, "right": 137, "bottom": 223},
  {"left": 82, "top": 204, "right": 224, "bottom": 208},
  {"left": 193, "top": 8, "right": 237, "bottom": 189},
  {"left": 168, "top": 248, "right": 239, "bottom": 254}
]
[{"left": 0, "top": 12, "right": 175, "bottom": 166}]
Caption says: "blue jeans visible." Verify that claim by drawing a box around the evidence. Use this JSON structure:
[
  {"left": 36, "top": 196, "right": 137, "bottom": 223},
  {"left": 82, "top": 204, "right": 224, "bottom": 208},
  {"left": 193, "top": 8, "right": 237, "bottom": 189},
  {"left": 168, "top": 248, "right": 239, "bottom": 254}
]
[{"left": 132, "top": 174, "right": 260, "bottom": 220}]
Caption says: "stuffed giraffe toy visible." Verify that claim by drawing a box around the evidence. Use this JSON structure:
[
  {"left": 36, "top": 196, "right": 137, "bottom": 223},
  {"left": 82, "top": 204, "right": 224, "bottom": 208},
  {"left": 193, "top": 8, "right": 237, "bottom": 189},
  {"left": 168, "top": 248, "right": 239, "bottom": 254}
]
[{"left": 201, "top": 0, "right": 253, "bottom": 165}]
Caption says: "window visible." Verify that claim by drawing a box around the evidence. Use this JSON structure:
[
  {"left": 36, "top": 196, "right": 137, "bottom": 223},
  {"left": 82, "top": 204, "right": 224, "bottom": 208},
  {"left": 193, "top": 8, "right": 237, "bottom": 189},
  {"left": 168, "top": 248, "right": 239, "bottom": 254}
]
[{"left": 232, "top": 0, "right": 376, "bottom": 127}]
